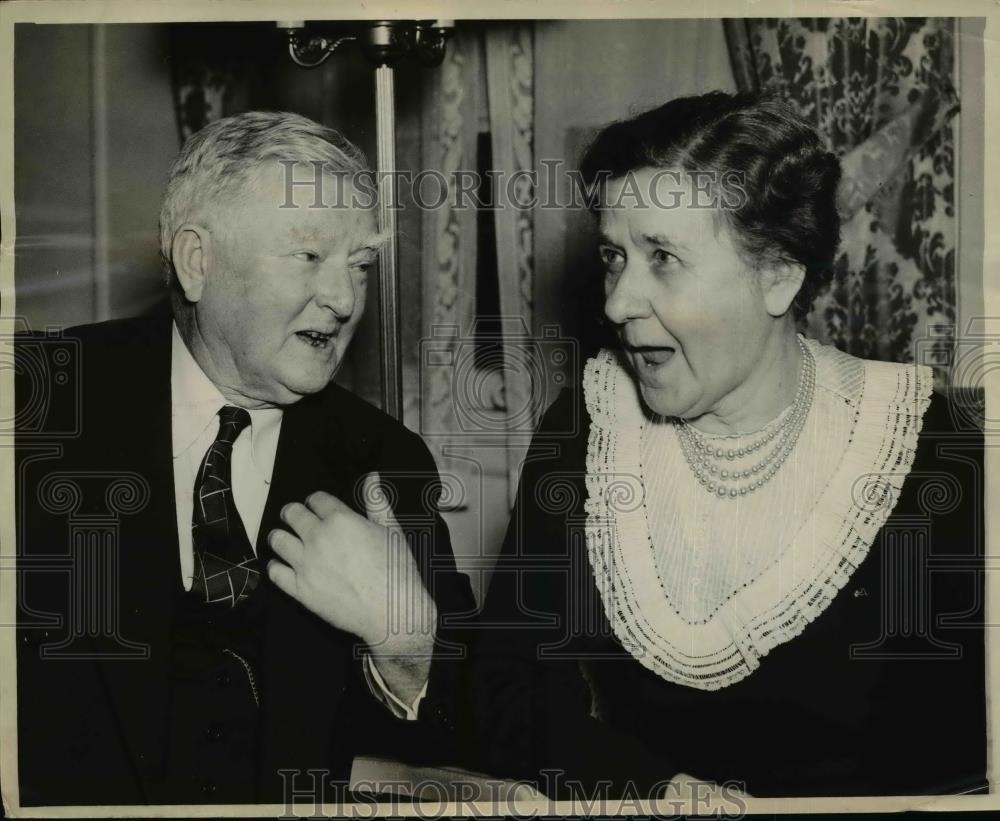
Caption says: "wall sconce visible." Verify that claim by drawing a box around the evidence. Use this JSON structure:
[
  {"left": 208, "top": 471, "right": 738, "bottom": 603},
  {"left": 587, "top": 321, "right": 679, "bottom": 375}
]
[{"left": 277, "top": 20, "right": 454, "bottom": 69}]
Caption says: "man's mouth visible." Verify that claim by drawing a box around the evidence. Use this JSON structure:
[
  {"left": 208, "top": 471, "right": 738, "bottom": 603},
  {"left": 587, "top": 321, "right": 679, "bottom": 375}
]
[
  {"left": 627, "top": 345, "right": 675, "bottom": 368},
  {"left": 295, "top": 330, "right": 335, "bottom": 348}
]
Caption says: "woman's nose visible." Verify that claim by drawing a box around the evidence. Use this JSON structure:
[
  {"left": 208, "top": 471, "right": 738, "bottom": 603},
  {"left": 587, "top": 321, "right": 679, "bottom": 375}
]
[{"left": 604, "top": 265, "right": 650, "bottom": 326}]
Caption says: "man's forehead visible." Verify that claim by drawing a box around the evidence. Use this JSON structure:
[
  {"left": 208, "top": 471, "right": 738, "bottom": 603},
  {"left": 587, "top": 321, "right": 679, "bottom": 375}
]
[
  {"left": 284, "top": 220, "right": 388, "bottom": 249},
  {"left": 248, "top": 161, "right": 373, "bottom": 208}
]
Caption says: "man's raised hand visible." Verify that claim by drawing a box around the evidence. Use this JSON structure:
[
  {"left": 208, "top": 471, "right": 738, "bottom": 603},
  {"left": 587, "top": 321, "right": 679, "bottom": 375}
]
[{"left": 266, "top": 474, "right": 437, "bottom": 703}]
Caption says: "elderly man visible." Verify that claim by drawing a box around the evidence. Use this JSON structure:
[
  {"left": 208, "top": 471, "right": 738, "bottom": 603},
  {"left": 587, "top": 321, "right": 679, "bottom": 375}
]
[{"left": 15, "top": 111, "right": 473, "bottom": 806}]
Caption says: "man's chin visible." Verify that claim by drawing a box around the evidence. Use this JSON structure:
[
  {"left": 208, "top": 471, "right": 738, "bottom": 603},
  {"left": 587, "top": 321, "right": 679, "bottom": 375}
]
[{"left": 270, "top": 367, "right": 339, "bottom": 404}]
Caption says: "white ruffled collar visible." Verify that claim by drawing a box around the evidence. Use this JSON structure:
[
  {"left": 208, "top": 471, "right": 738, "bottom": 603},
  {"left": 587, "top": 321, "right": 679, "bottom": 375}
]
[{"left": 581, "top": 338, "right": 933, "bottom": 691}]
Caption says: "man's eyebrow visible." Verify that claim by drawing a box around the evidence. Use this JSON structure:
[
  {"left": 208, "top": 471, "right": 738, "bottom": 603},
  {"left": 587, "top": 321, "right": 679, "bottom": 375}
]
[{"left": 355, "top": 230, "right": 392, "bottom": 253}]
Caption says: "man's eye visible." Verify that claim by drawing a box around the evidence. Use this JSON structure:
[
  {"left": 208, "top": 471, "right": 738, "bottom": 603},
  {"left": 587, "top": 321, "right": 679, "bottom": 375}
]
[
  {"left": 351, "top": 259, "right": 374, "bottom": 273},
  {"left": 294, "top": 251, "right": 320, "bottom": 263},
  {"left": 652, "top": 248, "right": 676, "bottom": 266}
]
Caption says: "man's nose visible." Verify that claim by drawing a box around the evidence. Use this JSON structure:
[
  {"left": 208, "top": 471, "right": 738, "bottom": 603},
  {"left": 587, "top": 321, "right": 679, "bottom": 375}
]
[
  {"left": 604, "top": 263, "right": 651, "bottom": 326},
  {"left": 313, "top": 261, "right": 356, "bottom": 318}
]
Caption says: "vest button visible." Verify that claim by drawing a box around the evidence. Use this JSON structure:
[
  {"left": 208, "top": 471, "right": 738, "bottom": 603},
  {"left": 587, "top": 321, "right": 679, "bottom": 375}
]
[
  {"left": 201, "top": 781, "right": 217, "bottom": 795},
  {"left": 206, "top": 725, "right": 224, "bottom": 742},
  {"left": 217, "top": 671, "right": 232, "bottom": 686}
]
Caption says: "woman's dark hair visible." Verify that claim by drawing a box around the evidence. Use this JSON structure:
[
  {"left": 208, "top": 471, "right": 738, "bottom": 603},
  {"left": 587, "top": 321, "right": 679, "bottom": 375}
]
[{"left": 579, "top": 91, "right": 842, "bottom": 320}]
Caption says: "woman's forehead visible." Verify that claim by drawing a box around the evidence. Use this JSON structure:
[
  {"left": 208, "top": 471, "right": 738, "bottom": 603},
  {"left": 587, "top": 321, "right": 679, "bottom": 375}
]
[
  {"left": 602, "top": 167, "right": 706, "bottom": 202},
  {"left": 598, "top": 183, "right": 721, "bottom": 247}
]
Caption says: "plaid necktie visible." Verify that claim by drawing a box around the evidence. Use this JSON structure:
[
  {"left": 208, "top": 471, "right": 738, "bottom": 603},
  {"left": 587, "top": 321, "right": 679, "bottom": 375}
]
[{"left": 191, "top": 405, "right": 259, "bottom": 607}]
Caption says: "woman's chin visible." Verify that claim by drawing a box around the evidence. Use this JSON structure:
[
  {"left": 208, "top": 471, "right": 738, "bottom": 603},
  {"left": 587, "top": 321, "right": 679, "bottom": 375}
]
[{"left": 638, "top": 383, "right": 689, "bottom": 418}]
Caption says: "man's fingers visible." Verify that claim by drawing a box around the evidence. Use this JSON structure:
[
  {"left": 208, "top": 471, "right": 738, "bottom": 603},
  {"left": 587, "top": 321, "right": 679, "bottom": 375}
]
[
  {"left": 362, "top": 471, "right": 401, "bottom": 530},
  {"left": 268, "top": 528, "right": 304, "bottom": 568},
  {"left": 280, "top": 501, "right": 319, "bottom": 538},
  {"left": 266, "top": 559, "right": 298, "bottom": 598},
  {"left": 304, "top": 490, "right": 350, "bottom": 519}
]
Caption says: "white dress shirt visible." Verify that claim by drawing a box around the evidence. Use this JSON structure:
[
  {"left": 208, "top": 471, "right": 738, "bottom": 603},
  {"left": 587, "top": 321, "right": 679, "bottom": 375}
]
[
  {"left": 171, "top": 323, "right": 282, "bottom": 591},
  {"left": 169, "top": 322, "right": 422, "bottom": 720}
]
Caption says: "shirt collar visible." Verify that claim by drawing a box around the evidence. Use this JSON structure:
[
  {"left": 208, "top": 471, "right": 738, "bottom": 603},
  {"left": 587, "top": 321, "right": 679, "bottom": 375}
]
[{"left": 170, "top": 322, "right": 283, "bottom": 479}]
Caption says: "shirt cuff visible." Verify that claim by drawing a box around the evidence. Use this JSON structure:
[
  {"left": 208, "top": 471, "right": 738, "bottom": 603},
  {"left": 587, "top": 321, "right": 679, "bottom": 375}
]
[{"left": 362, "top": 653, "right": 427, "bottom": 721}]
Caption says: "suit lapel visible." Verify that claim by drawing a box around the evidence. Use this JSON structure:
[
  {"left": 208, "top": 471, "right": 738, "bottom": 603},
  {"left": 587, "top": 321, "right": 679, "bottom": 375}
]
[
  {"left": 89, "top": 316, "right": 182, "bottom": 801},
  {"left": 255, "top": 390, "right": 371, "bottom": 794}
]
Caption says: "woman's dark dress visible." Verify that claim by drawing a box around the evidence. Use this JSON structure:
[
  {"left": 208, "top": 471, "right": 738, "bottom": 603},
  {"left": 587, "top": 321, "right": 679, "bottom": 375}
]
[{"left": 466, "top": 386, "right": 986, "bottom": 798}]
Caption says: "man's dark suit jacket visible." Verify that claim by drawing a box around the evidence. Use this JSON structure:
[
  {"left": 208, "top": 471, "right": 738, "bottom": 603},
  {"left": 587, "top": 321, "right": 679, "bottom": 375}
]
[{"left": 15, "top": 315, "right": 476, "bottom": 806}]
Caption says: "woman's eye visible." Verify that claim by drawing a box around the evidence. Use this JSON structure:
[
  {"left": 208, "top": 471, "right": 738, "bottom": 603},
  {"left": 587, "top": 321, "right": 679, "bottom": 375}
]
[
  {"left": 600, "top": 246, "right": 625, "bottom": 273},
  {"left": 652, "top": 248, "right": 675, "bottom": 265},
  {"left": 295, "top": 251, "right": 319, "bottom": 263}
]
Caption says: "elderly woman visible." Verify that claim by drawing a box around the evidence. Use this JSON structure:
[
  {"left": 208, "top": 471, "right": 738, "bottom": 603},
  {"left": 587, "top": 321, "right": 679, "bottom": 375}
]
[{"left": 467, "top": 92, "right": 985, "bottom": 797}]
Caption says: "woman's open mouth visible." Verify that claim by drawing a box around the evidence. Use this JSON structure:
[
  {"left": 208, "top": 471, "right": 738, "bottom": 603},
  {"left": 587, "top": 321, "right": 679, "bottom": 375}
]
[{"left": 628, "top": 345, "right": 675, "bottom": 369}]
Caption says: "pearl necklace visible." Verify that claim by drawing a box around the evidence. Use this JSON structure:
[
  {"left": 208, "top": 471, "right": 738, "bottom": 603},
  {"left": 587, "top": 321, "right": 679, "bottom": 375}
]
[{"left": 672, "top": 336, "right": 816, "bottom": 499}]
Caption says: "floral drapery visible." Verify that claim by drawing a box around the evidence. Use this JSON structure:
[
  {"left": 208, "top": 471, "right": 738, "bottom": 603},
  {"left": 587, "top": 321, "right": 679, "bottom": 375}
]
[
  {"left": 419, "top": 24, "right": 535, "bottom": 507},
  {"left": 725, "top": 18, "right": 960, "bottom": 388},
  {"left": 167, "top": 24, "right": 263, "bottom": 142}
]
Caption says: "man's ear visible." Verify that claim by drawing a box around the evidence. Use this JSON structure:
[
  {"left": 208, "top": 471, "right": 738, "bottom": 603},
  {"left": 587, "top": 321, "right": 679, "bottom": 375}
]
[
  {"left": 761, "top": 260, "right": 806, "bottom": 318},
  {"left": 171, "top": 223, "right": 211, "bottom": 303}
]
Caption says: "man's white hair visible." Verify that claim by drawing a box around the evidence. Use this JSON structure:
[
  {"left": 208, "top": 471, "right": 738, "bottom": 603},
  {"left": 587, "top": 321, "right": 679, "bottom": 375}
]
[{"left": 158, "top": 110, "right": 369, "bottom": 283}]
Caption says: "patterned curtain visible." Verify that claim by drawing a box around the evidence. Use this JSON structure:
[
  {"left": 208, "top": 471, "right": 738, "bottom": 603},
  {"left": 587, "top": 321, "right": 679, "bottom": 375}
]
[
  {"left": 419, "top": 23, "right": 535, "bottom": 507},
  {"left": 418, "top": 28, "right": 481, "bottom": 509},
  {"left": 485, "top": 25, "right": 535, "bottom": 504},
  {"left": 167, "top": 24, "right": 259, "bottom": 141},
  {"left": 725, "top": 18, "right": 959, "bottom": 388},
  {"left": 170, "top": 55, "right": 239, "bottom": 141}
]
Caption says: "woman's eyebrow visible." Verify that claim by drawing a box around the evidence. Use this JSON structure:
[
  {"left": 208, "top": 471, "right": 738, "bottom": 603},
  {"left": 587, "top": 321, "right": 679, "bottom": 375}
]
[{"left": 640, "top": 232, "right": 688, "bottom": 253}]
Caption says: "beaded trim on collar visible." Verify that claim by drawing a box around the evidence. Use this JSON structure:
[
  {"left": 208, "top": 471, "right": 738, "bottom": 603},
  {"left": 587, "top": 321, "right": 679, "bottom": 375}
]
[{"left": 581, "top": 341, "right": 934, "bottom": 691}]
